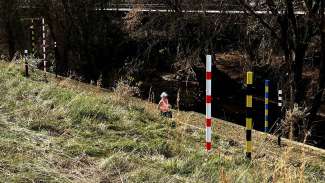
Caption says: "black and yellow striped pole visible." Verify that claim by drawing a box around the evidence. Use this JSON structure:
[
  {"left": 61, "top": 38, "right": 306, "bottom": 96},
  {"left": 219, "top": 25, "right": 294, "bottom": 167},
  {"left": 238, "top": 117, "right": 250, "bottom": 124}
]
[
  {"left": 246, "top": 71, "right": 253, "bottom": 159},
  {"left": 30, "top": 19, "right": 36, "bottom": 55}
]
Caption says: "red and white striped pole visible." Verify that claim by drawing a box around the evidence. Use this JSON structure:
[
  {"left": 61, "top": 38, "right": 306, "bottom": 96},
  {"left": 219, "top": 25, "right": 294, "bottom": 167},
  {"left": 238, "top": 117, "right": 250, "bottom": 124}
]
[{"left": 206, "top": 55, "right": 212, "bottom": 152}]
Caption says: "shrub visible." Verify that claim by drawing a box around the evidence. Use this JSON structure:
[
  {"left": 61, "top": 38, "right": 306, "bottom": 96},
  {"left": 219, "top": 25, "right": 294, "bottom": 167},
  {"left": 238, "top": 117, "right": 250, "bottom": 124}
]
[{"left": 113, "top": 77, "right": 140, "bottom": 100}]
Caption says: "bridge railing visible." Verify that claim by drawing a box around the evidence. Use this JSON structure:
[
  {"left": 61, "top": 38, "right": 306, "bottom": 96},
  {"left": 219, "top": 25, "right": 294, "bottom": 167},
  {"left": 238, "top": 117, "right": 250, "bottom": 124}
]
[{"left": 109, "top": 3, "right": 166, "bottom": 10}]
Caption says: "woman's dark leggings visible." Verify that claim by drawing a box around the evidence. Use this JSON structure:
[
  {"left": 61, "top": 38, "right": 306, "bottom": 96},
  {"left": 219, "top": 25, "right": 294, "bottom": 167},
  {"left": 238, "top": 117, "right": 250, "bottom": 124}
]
[{"left": 161, "top": 111, "right": 172, "bottom": 118}]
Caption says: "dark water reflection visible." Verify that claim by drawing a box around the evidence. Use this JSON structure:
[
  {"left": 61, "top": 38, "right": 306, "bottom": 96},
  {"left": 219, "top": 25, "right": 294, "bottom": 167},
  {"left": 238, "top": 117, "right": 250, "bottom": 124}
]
[{"left": 139, "top": 68, "right": 325, "bottom": 149}]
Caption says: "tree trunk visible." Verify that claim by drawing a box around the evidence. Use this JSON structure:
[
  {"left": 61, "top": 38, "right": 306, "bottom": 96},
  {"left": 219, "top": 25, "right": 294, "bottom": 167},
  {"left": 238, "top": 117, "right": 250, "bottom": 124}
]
[
  {"left": 309, "top": 1, "right": 325, "bottom": 123},
  {"left": 293, "top": 44, "right": 306, "bottom": 104},
  {"left": 46, "top": 1, "right": 70, "bottom": 76},
  {"left": 6, "top": 20, "right": 15, "bottom": 60}
]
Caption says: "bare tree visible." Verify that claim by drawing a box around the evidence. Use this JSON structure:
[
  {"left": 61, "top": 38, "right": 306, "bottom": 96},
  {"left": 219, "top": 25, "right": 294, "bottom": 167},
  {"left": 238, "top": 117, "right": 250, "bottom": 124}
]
[
  {"left": 237, "top": 0, "right": 324, "bottom": 137},
  {"left": 309, "top": 0, "right": 325, "bottom": 123}
]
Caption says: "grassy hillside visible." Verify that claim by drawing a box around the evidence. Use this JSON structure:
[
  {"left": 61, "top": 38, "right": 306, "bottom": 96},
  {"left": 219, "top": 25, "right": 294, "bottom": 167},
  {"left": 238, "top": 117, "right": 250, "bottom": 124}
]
[{"left": 0, "top": 61, "right": 324, "bottom": 183}]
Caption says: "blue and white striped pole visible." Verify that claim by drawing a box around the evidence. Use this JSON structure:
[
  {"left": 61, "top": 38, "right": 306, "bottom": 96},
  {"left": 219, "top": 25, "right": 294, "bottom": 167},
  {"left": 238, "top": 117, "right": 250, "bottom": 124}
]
[{"left": 265, "top": 80, "right": 269, "bottom": 132}]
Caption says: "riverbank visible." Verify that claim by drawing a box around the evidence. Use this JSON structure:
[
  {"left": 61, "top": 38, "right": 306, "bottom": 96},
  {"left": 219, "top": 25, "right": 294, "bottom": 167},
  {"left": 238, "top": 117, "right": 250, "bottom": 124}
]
[{"left": 0, "top": 61, "right": 324, "bottom": 182}]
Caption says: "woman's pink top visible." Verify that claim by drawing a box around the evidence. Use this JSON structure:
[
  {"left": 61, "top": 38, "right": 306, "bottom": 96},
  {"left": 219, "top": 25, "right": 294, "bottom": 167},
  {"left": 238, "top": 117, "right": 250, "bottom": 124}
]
[{"left": 159, "top": 98, "right": 169, "bottom": 112}]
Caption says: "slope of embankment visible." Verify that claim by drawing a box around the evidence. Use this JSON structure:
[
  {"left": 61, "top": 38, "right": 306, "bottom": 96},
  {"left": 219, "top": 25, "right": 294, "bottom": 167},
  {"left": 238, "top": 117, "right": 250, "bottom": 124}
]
[{"left": 0, "top": 61, "right": 324, "bottom": 182}]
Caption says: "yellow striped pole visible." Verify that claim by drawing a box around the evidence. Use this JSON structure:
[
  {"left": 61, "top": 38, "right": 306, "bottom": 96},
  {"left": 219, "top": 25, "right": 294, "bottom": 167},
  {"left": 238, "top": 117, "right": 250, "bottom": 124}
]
[{"left": 246, "top": 71, "right": 253, "bottom": 159}]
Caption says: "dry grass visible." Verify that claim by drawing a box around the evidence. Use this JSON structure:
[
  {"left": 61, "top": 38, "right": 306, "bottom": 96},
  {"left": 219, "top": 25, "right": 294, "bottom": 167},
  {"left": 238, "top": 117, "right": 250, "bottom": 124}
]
[
  {"left": 123, "top": 1, "right": 144, "bottom": 33},
  {"left": 113, "top": 77, "right": 140, "bottom": 103},
  {"left": 282, "top": 104, "right": 309, "bottom": 140},
  {"left": 0, "top": 61, "right": 324, "bottom": 182}
]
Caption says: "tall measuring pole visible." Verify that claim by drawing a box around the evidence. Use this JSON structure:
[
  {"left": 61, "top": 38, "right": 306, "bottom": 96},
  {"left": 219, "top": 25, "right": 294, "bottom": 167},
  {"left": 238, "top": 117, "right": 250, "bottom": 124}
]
[
  {"left": 54, "top": 41, "right": 58, "bottom": 77},
  {"left": 30, "top": 19, "right": 36, "bottom": 55},
  {"left": 265, "top": 80, "right": 269, "bottom": 132},
  {"left": 206, "top": 55, "right": 212, "bottom": 152},
  {"left": 278, "top": 90, "right": 283, "bottom": 107},
  {"left": 277, "top": 88, "right": 284, "bottom": 146},
  {"left": 42, "top": 17, "right": 47, "bottom": 78},
  {"left": 24, "top": 50, "right": 29, "bottom": 77},
  {"left": 246, "top": 72, "right": 253, "bottom": 159}
]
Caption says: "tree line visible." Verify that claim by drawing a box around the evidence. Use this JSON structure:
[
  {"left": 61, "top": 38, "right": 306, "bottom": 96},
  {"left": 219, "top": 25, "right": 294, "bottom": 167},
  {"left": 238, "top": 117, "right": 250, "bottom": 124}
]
[{"left": 0, "top": 0, "right": 324, "bottom": 142}]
